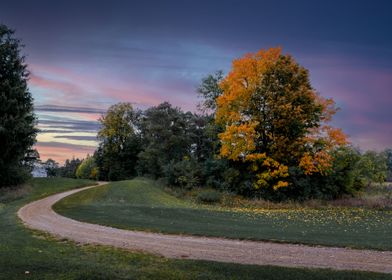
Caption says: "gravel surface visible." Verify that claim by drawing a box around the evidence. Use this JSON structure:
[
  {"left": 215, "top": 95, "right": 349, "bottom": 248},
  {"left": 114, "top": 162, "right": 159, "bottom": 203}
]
[{"left": 18, "top": 182, "right": 392, "bottom": 273}]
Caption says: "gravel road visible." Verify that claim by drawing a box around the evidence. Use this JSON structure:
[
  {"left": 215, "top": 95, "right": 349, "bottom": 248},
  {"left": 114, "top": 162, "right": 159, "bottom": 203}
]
[{"left": 17, "top": 182, "right": 392, "bottom": 273}]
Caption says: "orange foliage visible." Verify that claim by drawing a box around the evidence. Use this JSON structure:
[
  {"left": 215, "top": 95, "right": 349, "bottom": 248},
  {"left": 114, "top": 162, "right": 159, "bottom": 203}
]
[
  {"left": 216, "top": 48, "right": 281, "bottom": 124},
  {"left": 216, "top": 47, "right": 348, "bottom": 190}
]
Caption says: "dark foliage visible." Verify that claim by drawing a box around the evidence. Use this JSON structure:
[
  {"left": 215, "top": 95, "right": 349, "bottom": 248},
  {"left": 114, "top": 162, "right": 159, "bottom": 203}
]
[
  {"left": 0, "top": 25, "right": 37, "bottom": 187},
  {"left": 56, "top": 158, "right": 82, "bottom": 178}
]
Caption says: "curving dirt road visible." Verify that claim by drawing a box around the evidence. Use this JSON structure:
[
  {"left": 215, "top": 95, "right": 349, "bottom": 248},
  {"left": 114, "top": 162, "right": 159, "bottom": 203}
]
[{"left": 18, "top": 182, "right": 392, "bottom": 274}]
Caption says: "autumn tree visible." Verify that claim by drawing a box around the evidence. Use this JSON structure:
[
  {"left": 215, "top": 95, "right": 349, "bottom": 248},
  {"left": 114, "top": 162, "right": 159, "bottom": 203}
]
[
  {"left": 216, "top": 47, "right": 347, "bottom": 191},
  {"left": 0, "top": 25, "right": 37, "bottom": 187}
]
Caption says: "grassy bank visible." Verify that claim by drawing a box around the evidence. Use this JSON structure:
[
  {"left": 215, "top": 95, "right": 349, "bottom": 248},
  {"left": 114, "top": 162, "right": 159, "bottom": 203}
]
[
  {"left": 1, "top": 177, "right": 391, "bottom": 279},
  {"left": 55, "top": 178, "right": 392, "bottom": 250}
]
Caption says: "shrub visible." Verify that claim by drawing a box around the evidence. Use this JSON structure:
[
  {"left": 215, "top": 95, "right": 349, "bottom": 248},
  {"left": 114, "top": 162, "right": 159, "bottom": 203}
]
[
  {"left": 197, "top": 189, "right": 221, "bottom": 203},
  {"left": 164, "top": 159, "right": 201, "bottom": 189},
  {"left": 76, "top": 156, "right": 98, "bottom": 180}
]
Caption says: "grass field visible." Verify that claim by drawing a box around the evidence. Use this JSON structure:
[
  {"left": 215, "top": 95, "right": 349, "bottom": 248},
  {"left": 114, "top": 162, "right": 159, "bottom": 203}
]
[
  {"left": 55, "top": 178, "right": 392, "bottom": 250},
  {"left": 1, "top": 178, "right": 392, "bottom": 279}
]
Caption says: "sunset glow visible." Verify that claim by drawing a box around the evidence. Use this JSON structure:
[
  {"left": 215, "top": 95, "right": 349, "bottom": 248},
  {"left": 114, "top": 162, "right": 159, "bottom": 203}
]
[{"left": 2, "top": 0, "right": 391, "bottom": 163}]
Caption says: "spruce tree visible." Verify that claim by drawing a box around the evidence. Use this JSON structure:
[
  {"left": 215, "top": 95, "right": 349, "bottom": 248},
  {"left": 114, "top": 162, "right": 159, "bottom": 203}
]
[{"left": 0, "top": 25, "right": 37, "bottom": 187}]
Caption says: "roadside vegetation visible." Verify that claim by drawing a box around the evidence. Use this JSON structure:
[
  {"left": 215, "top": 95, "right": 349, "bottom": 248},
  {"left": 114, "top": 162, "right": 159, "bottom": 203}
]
[
  {"left": 55, "top": 178, "right": 392, "bottom": 250},
  {"left": 3, "top": 178, "right": 392, "bottom": 279}
]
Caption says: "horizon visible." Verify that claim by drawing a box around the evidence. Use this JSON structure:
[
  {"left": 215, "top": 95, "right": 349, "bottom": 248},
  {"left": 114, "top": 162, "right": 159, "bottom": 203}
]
[{"left": 2, "top": 0, "right": 391, "bottom": 163}]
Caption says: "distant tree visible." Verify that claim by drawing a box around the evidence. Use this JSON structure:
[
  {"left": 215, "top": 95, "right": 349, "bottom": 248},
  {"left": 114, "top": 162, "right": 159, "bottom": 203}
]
[
  {"left": 96, "top": 103, "right": 141, "bottom": 180},
  {"left": 384, "top": 149, "right": 392, "bottom": 182},
  {"left": 44, "top": 158, "right": 59, "bottom": 177},
  {"left": 187, "top": 114, "right": 220, "bottom": 161},
  {"left": 76, "top": 155, "right": 98, "bottom": 180},
  {"left": 197, "top": 70, "right": 224, "bottom": 112},
  {"left": 0, "top": 25, "right": 37, "bottom": 187},
  {"left": 355, "top": 150, "right": 388, "bottom": 186},
  {"left": 216, "top": 47, "right": 347, "bottom": 191},
  {"left": 57, "top": 158, "right": 82, "bottom": 178}
]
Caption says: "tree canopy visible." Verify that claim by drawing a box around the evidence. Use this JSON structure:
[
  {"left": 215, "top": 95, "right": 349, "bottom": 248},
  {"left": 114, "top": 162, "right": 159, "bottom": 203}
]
[{"left": 96, "top": 102, "right": 141, "bottom": 180}]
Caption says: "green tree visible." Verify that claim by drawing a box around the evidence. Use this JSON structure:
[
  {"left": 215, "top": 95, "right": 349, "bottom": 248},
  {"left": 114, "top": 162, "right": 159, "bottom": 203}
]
[
  {"left": 44, "top": 158, "right": 59, "bottom": 177},
  {"left": 57, "top": 158, "right": 82, "bottom": 178},
  {"left": 137, "top": 102, "right": 192, "bottom": 178},
  {"left": 76, "top": 156, "right": 98, "bottom": 180},
  {"left": 0, "top": 25, "right": 37, "bottom": 187},
  {"left": 96, "top": 102, "right": 141, "bottom": 180},
  {"left": 197, "top": 70, "right": 224, "bottom": 112},
  {"left": 384, "top": 148, "right": 392, "bottom": 181},
  {"left": 355, "top": 150, "right": 388, "bottom": 186}
]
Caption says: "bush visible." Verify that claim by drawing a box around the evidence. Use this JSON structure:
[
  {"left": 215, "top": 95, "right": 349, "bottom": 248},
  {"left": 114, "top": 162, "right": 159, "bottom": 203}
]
[
  {"left": 197, "top": 189, "right": 221, "bottom": 203},
  {"left": 164, "top": 159, "right": 201, "bottom": 189},
  {"left": 0, "top": 164, "right": 31, "bottom": 187},
  {"left": 76, "top": 156, "right": 98, "bottom": 180}
]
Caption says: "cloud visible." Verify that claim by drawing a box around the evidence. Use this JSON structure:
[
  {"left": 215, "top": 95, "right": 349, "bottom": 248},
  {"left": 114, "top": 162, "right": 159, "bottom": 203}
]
[
  {"left": 36, "top": 141, "right": 94, "bottom": 149},
  {"left": 38, "top": 119, "right": 100, "bottom": 132},
  {"left": 35, "top": 104, "right": 106, "bottom": 114},
  {"left": 35, "top": 142, "right": 96, "bottom": 162},
  {"left": 54, "top": 135, "right": 97, "bottom": 141}
]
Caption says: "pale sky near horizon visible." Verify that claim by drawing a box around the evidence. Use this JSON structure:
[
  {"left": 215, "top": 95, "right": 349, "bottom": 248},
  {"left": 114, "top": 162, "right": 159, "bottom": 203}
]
[{"left": 2, "top": 0, "right": 391, "bottom": 163}]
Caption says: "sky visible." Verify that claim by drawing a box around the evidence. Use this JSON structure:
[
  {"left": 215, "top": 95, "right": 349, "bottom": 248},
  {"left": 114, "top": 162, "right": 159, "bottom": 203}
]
[{"left": 1, "top": 0, "right": 391, "bottom": 163}]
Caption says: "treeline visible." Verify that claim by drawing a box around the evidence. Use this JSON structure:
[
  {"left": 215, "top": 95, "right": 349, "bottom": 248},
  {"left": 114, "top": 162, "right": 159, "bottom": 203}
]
[
  {"left": 61, "top": 102, "right": 390, "bottom": 200},
  {"left": 1, "top": 24, "right": 389, "bottom": 199},
  {"left": 59, "top": 48, "right": 391, "bottom": 200}
]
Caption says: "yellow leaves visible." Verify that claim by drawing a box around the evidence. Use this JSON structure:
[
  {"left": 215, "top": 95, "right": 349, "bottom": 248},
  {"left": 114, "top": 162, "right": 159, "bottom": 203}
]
[
  {"left": 246, "top": 153, "right": 289, "bottom": 190},
  {"left": 274, "top": 181, "right": 289, "bottom": 190},
  {"left": 219, "top": 122, "right": 258, "bottom": 160}
]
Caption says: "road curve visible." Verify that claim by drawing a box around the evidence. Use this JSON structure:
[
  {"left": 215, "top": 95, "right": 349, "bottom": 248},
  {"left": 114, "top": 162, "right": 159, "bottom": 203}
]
[{"left": 18, "top": 182, "right": 392, "bottom": 274}]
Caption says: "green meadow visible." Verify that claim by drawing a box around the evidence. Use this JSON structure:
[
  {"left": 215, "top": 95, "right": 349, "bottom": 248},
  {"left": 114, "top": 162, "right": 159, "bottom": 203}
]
[
  {"left": 55, "top": 178, "right": 392, "bottom": 250},
  {"left": 1, "top": 178, "right": 391, "bottom": 279}
]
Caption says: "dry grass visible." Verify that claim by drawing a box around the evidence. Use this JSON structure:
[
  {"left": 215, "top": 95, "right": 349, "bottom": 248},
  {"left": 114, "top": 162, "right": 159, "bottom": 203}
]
[
  {"left": 329, "top": 196, "right": 392, "bottom": 210},
  {"left": 166, "top": 182, "right": 392, "bottom": 210},
  {"left": 0, "top": 183, "right": 32, "bottom": 203}
]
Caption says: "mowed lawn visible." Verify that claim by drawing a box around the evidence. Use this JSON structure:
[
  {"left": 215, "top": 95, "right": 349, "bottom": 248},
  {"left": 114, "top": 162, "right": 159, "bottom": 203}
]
[
  {"left": 55, "top": 178, "right": 392, "bottom": 250},
  {"left": 4, "top": 178, "right": 392, "bottom": 279}
]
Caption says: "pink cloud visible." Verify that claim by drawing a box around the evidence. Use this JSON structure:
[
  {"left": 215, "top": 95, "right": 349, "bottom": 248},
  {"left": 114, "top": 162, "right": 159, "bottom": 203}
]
[
  {"left": 35, "top": 143, "right": 95, "bottom": 163},
  {"left": 29, "top": 63, "right": 178, "bottom": 109}
]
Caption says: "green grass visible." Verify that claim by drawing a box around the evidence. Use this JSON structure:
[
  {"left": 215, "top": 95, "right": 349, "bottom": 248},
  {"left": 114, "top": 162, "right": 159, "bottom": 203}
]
[
  {"left": 1, "top": 178, "right": 391, "bottom": 279},
  {"left": 55, "top": 178, "right": 392, "bottom": 250}
]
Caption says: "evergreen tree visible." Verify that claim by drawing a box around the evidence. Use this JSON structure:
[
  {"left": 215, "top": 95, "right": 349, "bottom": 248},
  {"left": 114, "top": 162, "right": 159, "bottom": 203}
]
[{"left": 0, "top": 25, "right": 37, "bottom": 187}]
